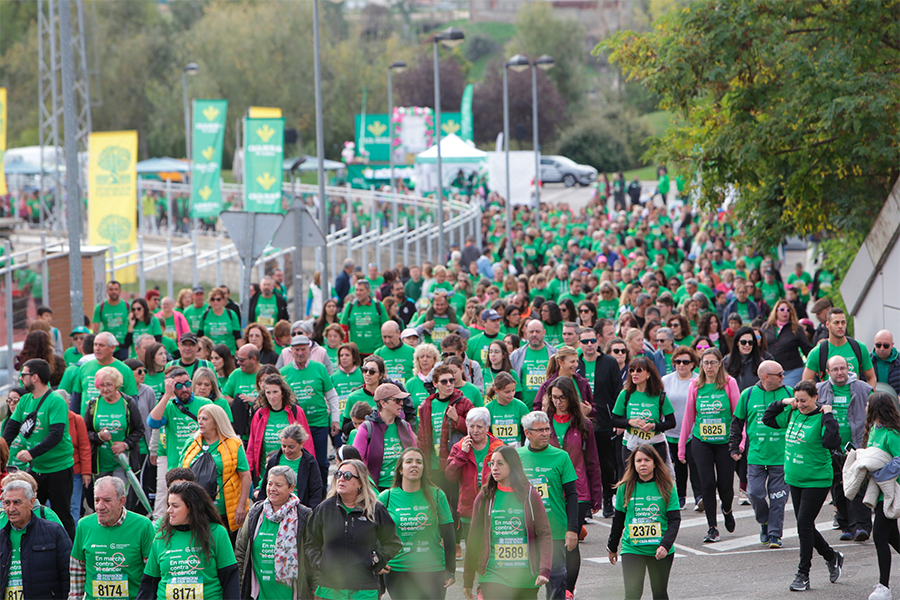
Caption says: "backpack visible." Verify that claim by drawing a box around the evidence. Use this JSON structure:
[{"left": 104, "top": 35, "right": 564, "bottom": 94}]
[
  {"left": 623, "top": 389, "right": 668, "bottom": 420},
  {"left": 191, "top": 450, "right": 219, "bottom": 501},
  {"left": 347, "top": 300, "right": 383, "bottom": 319},
  {"left": 816, "top": 338, "right": 863, "bottom": 381},
  {"left": 97, "top": 300, "right": 130, "bottom": 321}
]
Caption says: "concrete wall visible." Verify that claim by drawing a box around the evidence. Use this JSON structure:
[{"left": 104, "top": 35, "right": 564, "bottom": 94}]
[{"left": 851, "top": 239, "right": 900, "bottom": 347}]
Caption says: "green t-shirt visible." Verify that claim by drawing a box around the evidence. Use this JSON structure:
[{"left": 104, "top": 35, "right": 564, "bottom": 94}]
[
  {"left": 787, "top": 272, "right": 812, "bottom": 302},
  {"left": 6, "top": 527, "right": 23, "bottom": 600},
  {"left": 691, "top": 383, "right": 732, "bottom": 444},
  {"left": 160, "top": 396, "right": 212, "bottom": 466},
  {"left": 458, "top": 382, "right": 484, "bottom": 408},
  {"left": 614, "top": 480, "right": 680, "bottom": 556},
  {"left": 144, "top": 372, "right": 165, "bottom": 401},
  {"left": 11, "top": 390, "right": 74, "bottom": 472},
  {"left": 280, "top": 362, "right": 335, "bottom": 427},
  {"left": 784, "top": 408, "right": 834, "bottom": 488},
  {"left": 340, "top": 301, "right": 388, "bottom": 354},
  {"left": 466, "top": 333, "right": 501, "bottom": 369},
  {"left": 129, "top": 319, "right": 163, "bottom": 358},
  {"left": 182, "top": 439, "right": 249, "bottom": 514},
  {"left": 181, "top": 305, "right": 208, "bottom": 333},
  {"left": 143, "top": 524, "right": 236, "bottom": 600},
  {"left": 473, "top": 444, "right": 490, "bottom": 487},
  {"left": 486, "top": 399, "right": 530, "bottom": 447},
  {"left": 162, "top": 315, "right": 178, "bottom": 343},
  {"left": 64, "top": 347, "right": 83, "bottom": 366},
  {"left": 165, "top": 359, "right": 213, "bottom": 383},
  {"left": 733, "top": 301, "right": 751, "bottom": 324},
  {"left": 558, "top": 292, "right": 586, "bottom": 307},
  {"left": 829, "top": 383, "right": 854, "bottom": 446},
  {"left": 93, "top": 397, "right": 129, "bottom": 473},
  {"left": 260, "top": 409, "right": 290, "bottom": 472},
  {"left": 252, "top": 515, "right": 293, "bottom": 599},
  {"left": 378, "top": 423, "right": 404, "bottom": 488},
  {"left": 520, "top": 347, "right": 551, "bottom": 409},
  {"left": 72, "top": 511, "right": 156, "bottom": 600},
  {"left": 198, "top": 309, "right": 241, "bottom": 353},
  {"left": 253, "top": 295, "right": 279, "bottom": 328},
  {"left": 611, "top": 390, "right": 675, "bottom": 446},
  {"left": 258, "top": 454, "right": 302, "bottom": 495},
  {"left": 374, "top": 344, "right": 415, "bottom": 386},
  {"left": 596, "top": 300, "right": 619, "bottom": 320},
  {"left": 422, "top": 316, "right": 452, "bottom": 347},
  {"left": 483, "top": 368, "right": 523, "bottom": 397},
  {"left": 756, "top": 281, "right": 784, "bottom": 308},
  {"left": 429, "top": 398, "right": 449, "bottom": 468},
  {"left": 734, "top": 386, "right": 791, "bottom": 465},
  {"left": 377, "top": 486, "right": 453, "bottom": 572},
  {"left": 804, "top": 339, "right": 873, "bottom": 380},
  {"left": 331, "top": 369, "right": 364, "bottom": 416},
  {"left": 516, "top": 445, "right": 578, "bottom": 540},
  {"left": 73, "top": 359, "right": 139, "bottom": 415},
  {"left": 868, "top": 425, "right": 900, "bottom": 502},
  {"left": 543, "top": 323, "right": 563, "bottom": 348},
  {"left": 222, "top": 369, "right": 259, "bottom": 403},
  {"left": 405, "top": 377, "right": 432, "bottom": 413},
  {"left": 93, "top": 300, "right": 130, "bottom": 342},
  {"left": 481, "top": 489, "right": 535, "bottom": 588},
  {"left": 552, "top": 417, "right": 571, "bottom": 445}
]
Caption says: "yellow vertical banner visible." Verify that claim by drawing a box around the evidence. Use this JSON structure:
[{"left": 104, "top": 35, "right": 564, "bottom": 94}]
[
  {"left": 88, "top": 131, "right": 138, "bottom": 283},
  {"left": 0, "top": 88, "right": 7, "bottom": 196}
]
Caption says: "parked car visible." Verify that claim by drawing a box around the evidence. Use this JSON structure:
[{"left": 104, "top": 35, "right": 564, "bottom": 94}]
[{"left": 540, "top": 156, "right": 598, "bottom": 187}]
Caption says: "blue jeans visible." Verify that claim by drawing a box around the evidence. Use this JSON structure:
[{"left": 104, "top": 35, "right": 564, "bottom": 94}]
[
  {"left": 547, "top": 539, "right": 567, "bottom": 600},
  {"left": 309, "top": 426, "right": 331, "bottom": 494},
  {"left": 783, "top": 367, "right": 804, "bottom": 388},
  {"left": 71, "top": 473, "right": 83, "bottom": 524}
]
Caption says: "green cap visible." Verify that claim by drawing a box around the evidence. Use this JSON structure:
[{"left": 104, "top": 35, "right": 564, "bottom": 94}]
[{"left": 70, "top": 326, "right": 90, "bottom": 336}]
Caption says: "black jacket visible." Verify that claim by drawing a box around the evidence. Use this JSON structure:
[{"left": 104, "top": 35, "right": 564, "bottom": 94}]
[
  {"left": 304, "top": 495, "right": 402, "bottom": 591},
  {"left": 724, "top": 351, "right": 774, "bottom": 392},
  {"left": 0, "top": 515, "right": 71, "bottom": 599},
  {"left": 248, "top": 292, "right": 290, "bottom": 326},
  {"left": 85, "top": 395, "right": 147, "bottom": 473},
  {"left": 761, "top": 323, "right": 812, "bottom": 372},
  {"left": 577, "top": 353, "right": 623, "bottom": 433},
  {"left": 395, "top": 297, "right": 418, "bottom": 327},
  {"left": 335, "top": 270, "right": 352, "bottom": 309},
  {"left": 257, "top": 449, "right": 323, "bottom": 509}
]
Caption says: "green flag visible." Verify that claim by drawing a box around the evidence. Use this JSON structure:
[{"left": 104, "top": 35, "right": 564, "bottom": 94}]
[
  {"left": 191, "top": 99, "right": 228, "bottom": 218},
  {"left": 461, "top": 84, "right": 474, "bottom": 142},
  {"left": 244, "top": 117, "right": 285, "bottom": 213}
]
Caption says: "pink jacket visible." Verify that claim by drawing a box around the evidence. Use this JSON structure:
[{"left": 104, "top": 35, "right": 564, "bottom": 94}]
[
  {"left": 157, "top": 310, "right": 190, "bottom": 339},
  {"left": 247, "top": 405, "right": 316, "bottom": 476},
  {"left": 677, "top": 375, "right": 745, "bottom": 461}
]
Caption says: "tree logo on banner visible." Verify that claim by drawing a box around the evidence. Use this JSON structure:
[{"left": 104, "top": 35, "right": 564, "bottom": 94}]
[
  {"left": 97, "top": 214, "right": 132, "bottom": 253},
  {"left": 442, "top": 119, "right": 461, "bottom": 135},
  {"left": 97, "top": 146, "right": 132, "bottom": 184},
  {"left": 202, "top": 105, "right": 221, "bottom": 121},
  {"left": 256, "top": 124, "right": 276, "bottom": 143},
  {"left": 256, "top": 172, "right": 277, "bottom": 190}
]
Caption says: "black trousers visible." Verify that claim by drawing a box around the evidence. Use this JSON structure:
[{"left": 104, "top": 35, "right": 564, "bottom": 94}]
[
  {"left": 383, "top": 570, "right": 447, "bottom": 600},
  {"left": 832, "top": 452, "right": 872, "bottom": 533},
  {"left": 594, "top": 429, "right": 618, "bottom": 506},
  {"left": 668, "top": 439, "right": 701, "bottom": 502},
  {"left": 621, "top": 552, "right": 673, "bottom": 600},
  {"left": 874, "top": 501, "right": 900, "bottom": 587},
  {"left": 691, "top": 440, "right": 735, "bottom": 529},
  {"left": 790, "top": 485, "right": 835, "bottom": 577},
  {"left": 32, "top": 467, "right": 75, "bottom": 539},
  {"left": 566, "top": 502, "right": 591, "bottom": 592}
]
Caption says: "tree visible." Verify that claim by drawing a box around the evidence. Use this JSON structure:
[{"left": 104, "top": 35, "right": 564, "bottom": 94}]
[
  {"left": 554, "top": 107, "right": 650, "bottom": 173},
  {"left": 471, "top": 61, "right": 566, "bottom": 146},
  {"left": 394, "top": 53, "right": 466, "bottom": 112},
  {"left": 601, "top": 0, "right": 900, "bottom": 248}
]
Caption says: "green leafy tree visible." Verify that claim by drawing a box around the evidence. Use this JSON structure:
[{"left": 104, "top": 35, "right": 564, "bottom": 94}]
[
  {"left": 554, "top": 107, "right": 650, "bottom": 172},
  {"left": 601, "top": 0, "right": 900, "bottom": 248},
  {"left": 98, "top": 214, "right": 132, "bottom": 252}
]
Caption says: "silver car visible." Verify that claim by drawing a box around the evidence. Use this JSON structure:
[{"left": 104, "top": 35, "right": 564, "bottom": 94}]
[{"left": 540, "top": 155, "right": 598, "bottom": 187}]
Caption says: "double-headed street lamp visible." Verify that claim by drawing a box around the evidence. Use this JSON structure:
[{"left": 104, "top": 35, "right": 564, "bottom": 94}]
[
  {"left": 387, "top": 60, "right": 408, "bottom": 194},
  {"left": 433, "top": 26, "right": 464, "bottom": 264}
]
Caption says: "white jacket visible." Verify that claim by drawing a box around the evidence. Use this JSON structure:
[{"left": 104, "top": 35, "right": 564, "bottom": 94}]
[{"left": 843, "top": 447, "right": 900, "bottom": 518}]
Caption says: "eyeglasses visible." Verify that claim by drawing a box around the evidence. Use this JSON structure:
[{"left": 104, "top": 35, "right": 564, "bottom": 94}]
[
  {"left": 550, "top": 394, "right": 566, "bottom": 402},
  {"left": 361, "top": 368, "right": 379, "bottom": 375},
  {"left": 655, "top": 339, "right": 668, "bottom": 344},
  {"left": 19, "top": 371, "right": 32, "bottom": 378},
  {"left": 529, "top": 427, "right": 552, "bottom": 434},
  {"left": 701, "top": 361, "right": 720, "bottom": 367},
  {"left": 175, "top": 381, "right": 192, "bottom": 390},
  {"left": 673, "top": 359, "right": 692, "bottom": 366},
  {"left": 235, "top": 356, "right": 247, "bottom": 363},
  {"left": 875, "top": 343, "right": 893, "bottom": 349},
  {"left": 738, "top": 339, "right": 753, "bottom": 346},
  {"left": 292, "top": 330, "right": 302, "bottom": 336},
  {"left": 611, "top": 348, "right": 627, "bottom": 355},
  {"left": 628, "top": 367, "right": 645, "bottom": 374},
  {"left": 580, "top": 338, "right": 597, "bottom": 345},
  {"left": 334, "top": 471, "right": 360, "bottom": 481},
  {"left": 438, "top": 378, "right": 455, "bottom": 385}
]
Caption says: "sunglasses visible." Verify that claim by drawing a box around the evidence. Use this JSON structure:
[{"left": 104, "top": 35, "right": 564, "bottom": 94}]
[
  {"left": 579, "top": 308, "right": 591, "bottom": 313},
  {"left": 175, "top": 381, "right": 192, "bottom": 390},
  {"left": 438, "top": 378, "right": 455, "bottom": 385},
  {"left": 361, "top": 368, "right": 379, "bottom": 375},
  {"left": 611, "top": 348, "right": 627, "bottom": 355},
  {"left": 777, "top": 307, "right": 790, "bottom": 312},
  {"left": 135, "top": 368, "right": 146, "bottom": 375},
  {"left": 628, "top": 367, "right": 645, "bottom": 374},
  {"left": 580, "top": 338, "right": 597, "bottom": 345},
  {"left": 673, "top": 359, "right": 692, "bottom": 366},
  {"left": 767, "top": 371, "right": 785, "bottom": 378},
  {"left": 738, "top": 339, "right": 753, "bottom": 346},
  {"left": 334, "top": 471, "right": 360, "bottom": 481},
  {"left": 875, "top": 343, "right": 893, "bottom": 349},
  {"left": 210, "top": 297, "right": 223, "bottom": 302}
]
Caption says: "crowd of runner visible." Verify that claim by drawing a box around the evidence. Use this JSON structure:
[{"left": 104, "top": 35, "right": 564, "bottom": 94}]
[{"left": 1, "top": 190, "right": 899, "bottom": 600}]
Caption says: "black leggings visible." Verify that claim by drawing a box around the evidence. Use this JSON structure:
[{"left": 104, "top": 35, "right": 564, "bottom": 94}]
[
  {"left": 595, "top": 430, "right": 619, "bottom": 506},
  {"left": 566, "top": 502, "right": 591, "bottom": 592},
  {"left": 621, "top": 552, "right": 673, "bottom": 600},
  {"left": 667, "top": 439, "right": 701, "bottom": 502},
  {"left": 691, "top": 440, "right": 735, "bottom": 528},
  {"left": 480, "top": 582, "right": 539, "bottom": 600},
  {"left": 874, "top": 501, "right": 900, "bottom": 587},
  {"left": 383, "top": 570, "right": 447, "bottom": 600},
  {"left": 790, "top": 485, "right": 835, "bottom": 576}
]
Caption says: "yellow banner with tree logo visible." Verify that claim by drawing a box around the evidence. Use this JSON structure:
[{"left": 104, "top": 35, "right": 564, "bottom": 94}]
[{"left": 88, "top": 131, "right": 138, "bottom": 283}]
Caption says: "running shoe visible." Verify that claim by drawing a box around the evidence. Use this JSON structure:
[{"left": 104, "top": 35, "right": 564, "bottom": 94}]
[
  {"left": 703, "top": 527, "right": 720, "bottom": 543},
  {"left": 694, "top": 497, "right": 704, "bottom": 512},
  {"left": 869, "top": 583, "right": 892, "bottom": 600},
  {"left": 739, "top": 489, "right": 750, "bottom": 505},
  {"left": 565, "top": 592, "right": 575, "bottom": 600},
  {"left": 827, "top": 551, "right": 844, "bottom": 583},
  {"left": 832, "top": 515, "right": 841, "bottom": 529},
  {"left": 790, "top": 573, "right": 810, "bottom": 592},
  {"left": 679, "top": 497, "right": 686, "bottom": 510},
  {"left": 768, "top": 536, "right": 783, "bottom": 549},
  {"left": 579, "top": 526, "right": 587, "bottom": 541},
  {"left": 760, "top": 523, "right": 769, "bottom": 545},
  {"left": 723, "top": 510, "right": 736, "bottom": 533},
  {"left": 855, "top": 529, "right": 870, "bottom": 542},
  {"left": 602, "top": 504, "right": 614, "bottom": 519},
  {"left": 584, "top": 516, "right": 595, "bottom": 524},
  {"left": 839, "top": 530, "right": 854, "bottom": 541}
]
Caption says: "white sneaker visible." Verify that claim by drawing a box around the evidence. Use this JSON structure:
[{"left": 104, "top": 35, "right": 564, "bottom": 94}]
[
  {"left": 870, "top": 583, "right": 892, "bottom": 600},
  {"left": 739, "top": 490, "right": 750, "bottom": 506}
]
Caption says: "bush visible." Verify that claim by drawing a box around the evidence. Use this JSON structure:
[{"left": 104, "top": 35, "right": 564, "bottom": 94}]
[
  {"left": 465, "top": 35, "right": 500, "bottom": 63},
  {"left": 554, "top": 107, "right": 650, "bottom": 173}
]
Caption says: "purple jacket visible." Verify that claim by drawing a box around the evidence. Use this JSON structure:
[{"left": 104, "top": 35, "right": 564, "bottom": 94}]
[
  {"left": 353, "top": 411, "right": 417, "bottom": 482},
  {"left": 533, "top": 372, "right": 597, "bottom": 421},
  {"left": 548, "top": 416, "right": 603, "bottom": 511}
]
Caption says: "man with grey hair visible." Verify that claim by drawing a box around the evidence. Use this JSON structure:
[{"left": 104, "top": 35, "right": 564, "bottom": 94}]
[
  {"left": 276, "top": 321, "right": 334, "bottom": 374},
  {"left": 69, "top": 476, "right": 154, "bottom": 600},
  {"left": 517, "top": 411, "right": 578, "bottom": 600},
  {"left": 0, "top": 479, "right": 71, "bottom": 599},
  {"left": 249, "top": 275, "right": 290, "bottom": 328},
  {"left": 133, "top": 333, "right": 156, "bottom": 364},
  {"left": 655, "top": 327, "right": 676, "bottom": 375},
  {"left": 510, "top": 320, "right": 558, "bottom": 410},
  {"left": 68, "top": 331, "right": 138, "bottom": 414}
]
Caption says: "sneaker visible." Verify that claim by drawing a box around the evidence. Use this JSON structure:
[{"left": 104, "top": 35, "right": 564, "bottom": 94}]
[
  {"left": 827, "top": 551, "right": 844, "bottom": 584},
  {"left": 739, "top": 489, "right": 750, "bottom": 506},
  {"left": 869, "top": 583, "right": 892, "bottom": 600},
  {"left": 839, "top": 530, "right": 854, "bottom": 541},
  {"left": 456, "top": 544, "right": 462, "bottom": 559},
  {"left": 760, "top": 523, "right": 769, "bottom": 545},
  {"left": 565, "top": 592, "right": 575, "bottom": 600},
  {"left": 602, "top": 504, "right": 614, "bottom": 519},
  {"left": 855, "top": 529, "right": 870, "bottom": 542},
  {"left": 679, "top": 497, "right": 686, "bottom": 510},
  {"left": 694, "top": 497, "right": 704, "bottom": 512},
  {"left": 703, "top": 527, "right": 720, "bottom": 543},
  {"left": 584, "top": 516, "right": 595, "bottom": 524},
  {"left": 832, "top": 515, "right": 841, "bottom": 529},
  {"left": 769, "top": 536, "right": 783, "bottom": 549},
  {"left": 477, "top": 591, "right": 484, "bottom": 600},
  {"left": 723, "top": 510, "right": 736, "bottom": 533},
  {"left": 790, "top": 573, "right": 810, "bottom": 592},
  {"left": 579, "top": 526, "right": 588, "bottom": 541}
]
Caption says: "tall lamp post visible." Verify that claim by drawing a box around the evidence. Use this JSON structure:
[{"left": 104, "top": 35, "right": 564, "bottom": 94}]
[
  {"left": 182, "top": 62, "right": 199, "bottom": 227},
  {"left": 432, "top": 27, "right": 464, "bottom": 264},
  {"left": 531, "top": 55, "right": 554, "bottom": 225},
  {"left": 387, "top": 60, "right": 407, "bottom": 194},
  {"left": 503, "top": 54, "right": 530, "bottom": 265}
]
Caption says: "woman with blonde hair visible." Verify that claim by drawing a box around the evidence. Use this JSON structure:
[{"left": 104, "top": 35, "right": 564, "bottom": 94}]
[
  {"left": 305, "top": 459, "right": 402, "bottom": 599},
  {"left": 174, "top": 288, "right": 192, "bottom": 311},
  {"left": 191, "top": 367, "right": 233, "bottom": 420},
  {"left": 462, "top": 298, "right": 482, "bottom": 328},
  {"left": 180, "top": 403, "right": 252, "bottom": 533},
  {"left": 761, "top": 298, "right": 811, "bottom": 387},
  {"left": 407, "top": 343, "right": 441, "bottom": 411}
]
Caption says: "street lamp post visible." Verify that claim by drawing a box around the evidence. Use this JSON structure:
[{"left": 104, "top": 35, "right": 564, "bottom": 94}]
[
  {"left": 182, "top": 62, "right": 199, "bottom": 229},
  {"left": 387, "top": 61, "right": 407, "bottom": 194},
  {"left": 432, "top": 27, "right": 464, "bottom": 265},
  {"left": 504, "top": 54, "right": 530, "bottom": 266},
  {"left": 532, "top": 54, "right": 554, "bottom": 225}
]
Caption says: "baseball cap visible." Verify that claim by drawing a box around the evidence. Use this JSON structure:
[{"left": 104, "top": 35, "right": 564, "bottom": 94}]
[
  {"left": 192, "top": 286, "right": 205, "bottom": 294},
  {"left": 70, "top": 326, "right": 90, "bottom": 336},
  {"left": 179, "top": 332, "right": 199, "bottom": 344},
  {"left": 400, "top": 328, "right": 419, "bottom": 340},
  {"left": 291, "top": 335, "right": 311, "bottom": 346},
  {"left": 481, "top": 309, "right": 501, "bottom": 321},
  {"left": 373, "top": 383, "right": 410, "bottom": 404}
]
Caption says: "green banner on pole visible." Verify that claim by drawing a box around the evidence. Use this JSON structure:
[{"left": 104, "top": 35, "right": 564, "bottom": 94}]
[
  {"left": 244, "top": 117, "right": 285, "bottom": 213},
  {"left": 191, "top": 99, "right": 228, "bottom": 218},
  {"left": 461, "top": 84, "right": 474, "bottom": 142}
]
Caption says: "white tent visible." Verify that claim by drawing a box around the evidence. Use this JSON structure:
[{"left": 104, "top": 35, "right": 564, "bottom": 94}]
[{"left": 413, "top": 134, "right": 486, "bottom": 192}]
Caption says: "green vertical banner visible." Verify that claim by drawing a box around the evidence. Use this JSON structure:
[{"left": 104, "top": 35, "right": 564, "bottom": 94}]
[
  {"left": 191, "top": 99, "right": 228, "bottom": 218},
  {"left": 244, "top": 117, "right": 285, "bottom": 213},
  {"left": 460, "top": 83, "right": 474, "bottom": 142}
]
